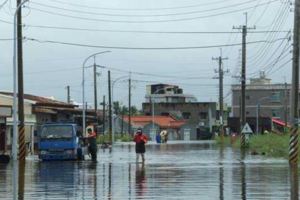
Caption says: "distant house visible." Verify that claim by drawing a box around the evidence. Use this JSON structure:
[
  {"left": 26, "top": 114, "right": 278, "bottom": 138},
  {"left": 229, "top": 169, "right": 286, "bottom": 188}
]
[{"left": 115, "top": 115, "right": 186, "bottom": 141}]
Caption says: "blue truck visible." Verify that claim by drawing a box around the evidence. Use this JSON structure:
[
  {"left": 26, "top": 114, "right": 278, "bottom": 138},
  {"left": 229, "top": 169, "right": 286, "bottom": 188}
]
[{"left": 38, "top": 123, "right": 87, "bottom": 161}]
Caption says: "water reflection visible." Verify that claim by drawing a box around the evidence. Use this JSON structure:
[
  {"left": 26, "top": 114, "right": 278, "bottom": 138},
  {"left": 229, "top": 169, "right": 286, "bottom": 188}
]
[
  {"left": 108, "top": 163, "right": 112, "bottom": 200},
  {"left": 290, "top": 163, "right": 298, "bottom": 200},
  {"left": 0, "top": 142, "right": 297, "bottom": 199},
  {"left": 128, "top": 163, "right": 132, "bottom": 200},
  {"left": 18, "top": 161, "right": 25, "bottom": 200},
  {"left": 219, "top": 146, "right": 224, "bottom": 200},
  {"left": 135, "top": 163, "right": 146, "bottom": 198},
  {"left": 240, "top": 161, "right": 246, "bottom": 200},
  {"left": 37, "top": 162, "right": 78, "bottom": 198}
]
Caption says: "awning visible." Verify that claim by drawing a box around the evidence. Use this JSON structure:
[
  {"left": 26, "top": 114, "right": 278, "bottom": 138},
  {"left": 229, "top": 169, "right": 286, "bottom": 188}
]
[{"left": 272, "top": 118, "right": 290, "bottom": 128}]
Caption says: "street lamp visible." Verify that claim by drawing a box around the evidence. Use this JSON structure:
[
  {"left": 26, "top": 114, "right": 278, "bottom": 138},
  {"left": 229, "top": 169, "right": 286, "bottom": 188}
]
[
  {"left": 256, "top": 96, "right": 271, "bottom": 134},
  {"left": 12, "top": 0, "right": 29, "bottom": 161},
  {"left": 111, "top": 75, "right": 129, "bottom": 143},
  {"left": 82, "top": 51, "right": 110, "bottom": 136}
]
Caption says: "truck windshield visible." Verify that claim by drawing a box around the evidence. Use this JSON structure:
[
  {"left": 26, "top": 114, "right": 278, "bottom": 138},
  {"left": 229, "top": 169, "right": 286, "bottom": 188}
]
[{"left": 41, "top": 125, "right": 73, "bottom": 140}]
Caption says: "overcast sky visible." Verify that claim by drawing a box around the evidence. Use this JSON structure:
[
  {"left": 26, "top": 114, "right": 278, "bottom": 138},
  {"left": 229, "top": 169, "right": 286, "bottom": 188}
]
[{"left": 0, "top": 0, "right": 293, "bottom": 108}]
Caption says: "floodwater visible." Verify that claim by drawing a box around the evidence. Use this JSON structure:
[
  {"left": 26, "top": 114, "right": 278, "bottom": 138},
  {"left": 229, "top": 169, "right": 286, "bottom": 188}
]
[{"left": 0, "top": 141, "right": 297, "bottom": 199}]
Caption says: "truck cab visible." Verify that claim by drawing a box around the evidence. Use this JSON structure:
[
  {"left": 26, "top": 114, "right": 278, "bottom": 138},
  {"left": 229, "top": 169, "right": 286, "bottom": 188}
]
[{"left": 38, "top": 123, "right": 86, "bottom": 161}]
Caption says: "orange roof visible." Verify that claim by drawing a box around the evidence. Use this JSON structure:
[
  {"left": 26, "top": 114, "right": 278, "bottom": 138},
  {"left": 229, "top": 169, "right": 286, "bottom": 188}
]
[{"left": 123, "top": 115, "right": 186, "bottom": 129}]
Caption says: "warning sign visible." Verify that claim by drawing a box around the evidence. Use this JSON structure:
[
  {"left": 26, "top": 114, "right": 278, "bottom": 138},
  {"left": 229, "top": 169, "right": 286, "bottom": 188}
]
[{"left": 241, "top": 123, "right": 253, "bottom": 134}]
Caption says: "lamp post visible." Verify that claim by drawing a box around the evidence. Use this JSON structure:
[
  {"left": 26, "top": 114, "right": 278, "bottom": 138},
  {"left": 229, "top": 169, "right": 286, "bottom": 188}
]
[
  {"left": 111, "top": 75, "right": 129, "bottom": 143},
  {"left": 82, "top": 51, "right": 110, "bottom": 136},
  {"left": 256, "top": 96, "right": 270, "bottom": 134},
  {"left": 12, "top": 0, "right": 28, "bottom": 161}
]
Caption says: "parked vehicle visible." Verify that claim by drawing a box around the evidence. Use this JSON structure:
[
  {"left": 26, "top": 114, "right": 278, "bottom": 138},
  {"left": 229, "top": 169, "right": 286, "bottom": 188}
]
[{"left": 38, "top": 123, "right": 86, "bottom": 161}]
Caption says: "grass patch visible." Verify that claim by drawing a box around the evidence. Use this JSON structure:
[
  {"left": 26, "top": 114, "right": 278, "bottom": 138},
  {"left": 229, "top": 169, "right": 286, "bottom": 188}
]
[
  {"left": 216, "top": 133, "right": 291, "bottom": 158},
  {"left": 248, "top": 134, "right": 289, "bottom": 158}
]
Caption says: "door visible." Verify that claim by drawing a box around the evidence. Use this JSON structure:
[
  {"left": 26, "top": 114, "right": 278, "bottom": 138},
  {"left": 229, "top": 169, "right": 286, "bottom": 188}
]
[
  {"left": 0, "top": 121, "right": 6, "bottom": 152},
  {"left": 184, "top": 129, "right": 191, "bottom": 141}
]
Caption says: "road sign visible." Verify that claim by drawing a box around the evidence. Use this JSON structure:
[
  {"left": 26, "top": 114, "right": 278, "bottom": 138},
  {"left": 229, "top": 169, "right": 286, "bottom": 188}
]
[{"left": 241, "top": 123, "right": 253, "bottom": 134}]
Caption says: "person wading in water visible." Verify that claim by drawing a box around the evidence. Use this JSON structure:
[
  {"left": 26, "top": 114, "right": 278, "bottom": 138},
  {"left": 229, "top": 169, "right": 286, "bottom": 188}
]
[{"left": 133, "top": 128, "right": 148, "bottom": 163}]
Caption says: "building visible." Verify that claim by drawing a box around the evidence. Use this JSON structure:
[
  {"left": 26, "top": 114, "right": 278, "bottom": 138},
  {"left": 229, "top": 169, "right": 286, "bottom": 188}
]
[
  {"left": 142, "top": 102, "right": 217, "bottom": 139},
  {"left": 231, "top": 72, "right": 291, "bottom": 133},
  {"left": 115, "top": 115, "right": 186, "bottom": 141},
  {"left": 142, "top": 84, "right": 230, "bottom": 139},
  {"left": 145, "top": 84, "right": 197, "bottom": 103}
]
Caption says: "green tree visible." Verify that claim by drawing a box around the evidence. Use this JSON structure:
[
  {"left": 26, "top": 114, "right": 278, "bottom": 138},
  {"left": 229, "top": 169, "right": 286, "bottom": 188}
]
[{"left": 113, "top": 101, "right": 140, "bottom": 116}]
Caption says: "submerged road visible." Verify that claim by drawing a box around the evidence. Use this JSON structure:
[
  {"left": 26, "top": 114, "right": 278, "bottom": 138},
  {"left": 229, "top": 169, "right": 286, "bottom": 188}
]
[{"left": 0, "top": 141, "right": 294, "bottom": 199}]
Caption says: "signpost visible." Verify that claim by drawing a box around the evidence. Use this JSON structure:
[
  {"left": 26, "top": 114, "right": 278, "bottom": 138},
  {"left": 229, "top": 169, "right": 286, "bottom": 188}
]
[{"left": 241, "top": 123, "right": 253, "bottom": 145}]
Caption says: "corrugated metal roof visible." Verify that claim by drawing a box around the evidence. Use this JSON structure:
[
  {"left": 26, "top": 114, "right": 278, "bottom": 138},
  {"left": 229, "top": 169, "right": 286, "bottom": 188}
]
[{"left": 0, "top": 92, "right": 75, "bottom": 107}]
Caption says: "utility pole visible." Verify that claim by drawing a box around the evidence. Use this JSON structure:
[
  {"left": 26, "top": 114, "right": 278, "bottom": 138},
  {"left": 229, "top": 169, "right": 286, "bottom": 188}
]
[
  {"left": 290, "top": 0, "right": 300, "bottom": 165},
  {"left": 66, "top": 85, "right": 70, "bottom": 103},
  {"left": 128, "top": 76, "right": 132, "bottom": 135},
  {"left": 290, "top": 2, "right": 300, "bottom": 199},
  {"left": 102, "top": 95, "right": 106, "bottom": 135},
  {"left": 93, "top": 60, "right": 98, "bottom": 124},
  {"left": 16, "top": 0, "right": 26, "bottom": 162},
  {"left": 108, "top": 71, "right": 112, "bottom": 144},
  {"left": 284, "top": 82, "right": 288, "bottom": 132},
  {"left": 213, "top": 49, "right": 228, "bottom": 142},
  {"left": 233, "top": 13, "right": 255, "bottom": 148}
]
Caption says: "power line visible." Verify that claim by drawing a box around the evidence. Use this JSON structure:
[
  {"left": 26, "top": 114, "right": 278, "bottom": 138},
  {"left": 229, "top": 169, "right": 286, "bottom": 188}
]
[
  {"left": 0, "top": 38, "right": 13, "bottom": 40},
  {"left": 25, "top": 36, "right": 288, "bottom": 50},
  {"left": 30, "top": 0, "right": 264, "bottom": 17},
  {"left": 247, "top": 3, "right": 290, "bottom": 63},
  {"left": 43, "top": 0, "right": 241, "bottom": 11},
  {"left": 0, "top": 18, "right": 290, "bottom": 34},
  {"left": 0, "top": 0, "right": 9, "bottom": 10},
  {"left": 267, "top": 58, "right": 292, "bottom": 75},
  {"left": 23, "top": 23, "right": 290, "bottom": 34},
  {"left": 25, "top": 0, "right": 280, "bottom": 23}
]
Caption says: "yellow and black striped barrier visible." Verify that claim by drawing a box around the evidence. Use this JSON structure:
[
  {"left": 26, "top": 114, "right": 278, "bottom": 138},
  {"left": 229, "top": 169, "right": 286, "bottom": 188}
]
[
  {"left": 289, "top": 127, "right": 298, "bottom": 164},
  {"left": 18, "top": 125, "right": 26, "bottom": 161},
  {"left": 240, "top": 133, "right": 246, "bottom": 148}
]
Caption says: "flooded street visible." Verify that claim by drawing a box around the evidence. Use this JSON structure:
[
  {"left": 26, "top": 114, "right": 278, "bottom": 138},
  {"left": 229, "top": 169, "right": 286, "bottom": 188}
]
[{"left": 0, "top": 141, "right": 294, "bottom": 199}]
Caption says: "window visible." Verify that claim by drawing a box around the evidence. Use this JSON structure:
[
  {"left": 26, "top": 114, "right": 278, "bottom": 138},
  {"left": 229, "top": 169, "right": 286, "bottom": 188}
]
[
  {"left": 199, "top": 112, "right": 208, "bottom": 119},
  {"left": 272, "top": 109, "right": 280, "bottom": 117},
  {"left": 271, "top": 92, "right": 281, "bottom": 103},
  {"left": 182, "top": 112, "right": 191, "bottom": 119},
  {"left": 246, "top": 95, "right": 250, "bottom": 100}
]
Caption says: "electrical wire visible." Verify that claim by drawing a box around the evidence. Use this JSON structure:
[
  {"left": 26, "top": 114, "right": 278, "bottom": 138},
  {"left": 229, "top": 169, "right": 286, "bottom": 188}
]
[
  {"left": 25, "top": 36, "right": 288, "bottom": 50},
  {"left": 25, "top": 0, "right": 279, "bottom": 23},
  {"left": 0, "top": 0, "right": 9, "bottom": 10},
  {"left": 267, "top": 58, "right": 292, "bottom": 75},
  {"left": 247, "top": 2, "right": 290, "bottom": 67},
  {"left": 30, "top": 0, "right": 264, "bottom": 18},
  {"left": 22, "top": 23, "right": 290, "bottom": 34},
  {"left": 44, "top": 0, "right": 242, "bottom": 11}
]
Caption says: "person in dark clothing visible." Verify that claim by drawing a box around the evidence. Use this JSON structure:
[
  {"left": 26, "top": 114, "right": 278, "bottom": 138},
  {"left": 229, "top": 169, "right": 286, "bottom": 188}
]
[
  {"left": 87, "top": 128, "right": 97, "bottom": 162},
  {"left": 156, "top": 133, "right": 161, "bottom": 144},
  {"left": 133, "top": 128, "right": 148, "bottom": 163}
]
